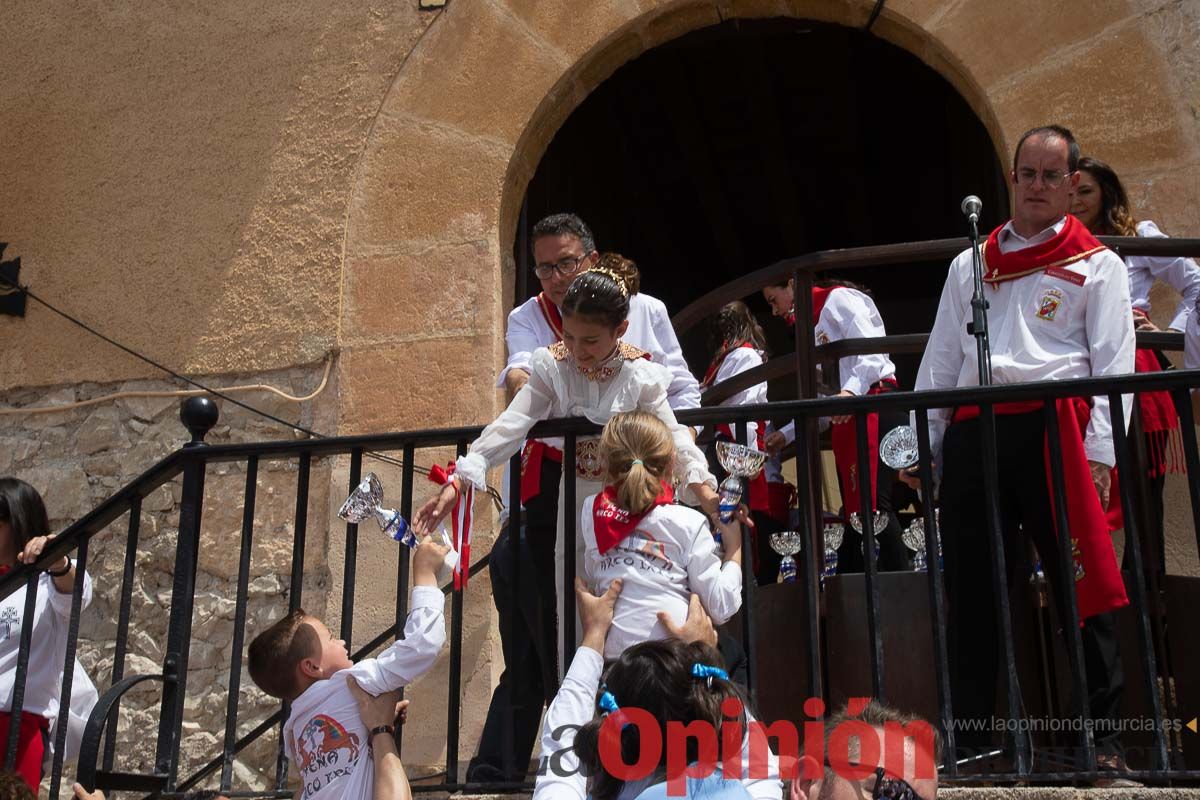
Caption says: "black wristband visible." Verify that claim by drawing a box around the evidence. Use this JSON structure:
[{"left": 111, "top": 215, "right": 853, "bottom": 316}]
[
  {"left": 369, "top": 724, "right": 395, "bottom": 739},
  {"left": 46, "top": 559, "right": 71, "bottom": 578}
]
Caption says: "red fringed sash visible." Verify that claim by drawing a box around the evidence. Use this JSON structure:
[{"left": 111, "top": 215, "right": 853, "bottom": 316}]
[{"left": 980, "top": 215, "right": 1107, "bottom": 285}]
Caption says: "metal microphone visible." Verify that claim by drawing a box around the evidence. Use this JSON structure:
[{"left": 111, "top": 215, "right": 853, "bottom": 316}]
[{"left": 961, "top": 195, "right": 982, "bottom": 224}]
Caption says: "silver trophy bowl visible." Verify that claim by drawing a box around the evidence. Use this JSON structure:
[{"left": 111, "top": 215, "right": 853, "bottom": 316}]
[
  {"left": 338, "top": 472, "right": 459, "bottom": 572},
  {"left": 879, "top": 425, "right": 920, "bottom": 470},
  {"left": 849, "top": 510, "right": 888, "bottom": 536},
  {"left": 769, "top": 530, "right": 803, "bottom": 583},
  {"left": 715, "top": 441, "right": 768, "bottom": 477}
]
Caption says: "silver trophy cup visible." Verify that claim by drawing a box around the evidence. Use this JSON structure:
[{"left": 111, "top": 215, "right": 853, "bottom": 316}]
[
  {"left": 769, "top": 531, "right": 803, "bottom": 583},
  {"left": 879, "top": 425, "right": 920, "bottom": 471},
  {"left": 339, "top": 472, "right": 459, "bottom": 572},
  {"left": 715, "top": 441, "right": 768, "bottom": 523},
  {"left": 822, "top": 523, "right": 844, "bottom": 584}
]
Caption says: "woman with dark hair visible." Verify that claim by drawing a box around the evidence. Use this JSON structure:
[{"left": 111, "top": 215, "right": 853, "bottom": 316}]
[
  {"left": 761, "top": 280, "right": 910, "bottom": 572},
  {"left": 1072, "top": 156, "right": 1200, "bottom": 561},
  {"left": 0, "top": 478, "right": 93, "bottom": 793},
  {"left": 414, "top": 260, "right": 733, "bottom": 667},
  {"left": 533, "top": 580, "right": 779, "bottom": 800}
]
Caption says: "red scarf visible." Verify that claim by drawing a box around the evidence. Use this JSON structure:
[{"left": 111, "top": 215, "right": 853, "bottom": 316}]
[
  {"left": 592, "top": 482, "right": 675, "bottom": 555},
  {"left": 811, "top": 285, "right": 838, "bottom": 325},
  {"left": 1131, "top": 311, "right": 1183, "bottom": 477},
  {"left": 830, "top": 380, "right": 897, "bottom": 521},
  {"left": 981, "top": 215, "right": 1107, "bottom": 285},
  {"left": 701, "top": 341, "right": 754, "bottom": 390},
  {"left": 536, "top": 292, "right": 564, "bottom": 340},
  {"left": 952, "top": 399, "right": 1128, "bottom": 621}
]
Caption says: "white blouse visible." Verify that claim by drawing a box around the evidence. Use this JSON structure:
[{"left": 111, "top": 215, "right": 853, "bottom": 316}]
[
  {"left": 579, "top": 499, "right": 742, "bottom": 661},
  {"left": 1126, "top": 220, "right": 1200, "bottom": 331},
  {"left": 458, "top": 343, "right": 716, "bottom": 504},
  {"left": 700, "top": 346, "right": 767, "bottom": 447},
  {"left": 815, "top": 287, "right": 897, "bottom": 395}
]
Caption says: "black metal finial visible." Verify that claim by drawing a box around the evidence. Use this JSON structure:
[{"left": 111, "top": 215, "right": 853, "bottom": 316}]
[{"left": 180, "top": 396, "right": 219, "bottom": 447}]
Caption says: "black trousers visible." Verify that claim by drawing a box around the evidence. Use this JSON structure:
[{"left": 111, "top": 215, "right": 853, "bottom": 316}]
[
  {"left": 836, "top": 408, "right": 915, "bottom": 573},
  {"left": 467, "top": 458, "right": 561, "bottom": 781},
  {"left": 940, "top": 412, "right": 1123, "bottom": 751}
]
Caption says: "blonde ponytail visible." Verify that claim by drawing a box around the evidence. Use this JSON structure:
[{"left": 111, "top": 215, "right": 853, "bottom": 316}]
[{"left": 600, "top": 411, "right": 675, "bottom": 515}]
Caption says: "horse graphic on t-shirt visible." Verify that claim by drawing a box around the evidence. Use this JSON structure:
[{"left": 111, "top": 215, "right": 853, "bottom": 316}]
[{"left": 296, "top": 714, "right": 361, "bottom": 773}]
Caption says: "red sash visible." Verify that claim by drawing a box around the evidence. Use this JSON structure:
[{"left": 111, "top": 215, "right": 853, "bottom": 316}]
[
  {"left": 830, "top": 379, "right": 897, "bottom": 521},
  {"left": 1131, "top": 312, "right": 1182, "bottom": 477},
  {"left": 952, "top": 399, "right": 1128, "bottom": 621},
  {"left": 981, "top": 215, "right": 1107, "bottom": 285},
  {"left": 536, "top": 292, "right": 563, "bottom": 339},
  {"left": 592, "top": 482, "right": 675, "bottom": 555}
]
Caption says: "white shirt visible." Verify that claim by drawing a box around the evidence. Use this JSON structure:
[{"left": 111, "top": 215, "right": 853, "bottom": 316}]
[
  {"left": 1126, "top": 220, "right": 1200, "bottom": 331},
  {"left": 532, "top": 647, "right": 782, "bottom": 800},
  {"left": 915, "top": 218, "right": 1136, "bottom": 466},
  {"left": 498, "top": 293, "right": 702, "bottom": 410},
  {"left": 458, "top": 345, "right": 716, "bottom": 505},
  {"left": 284, "top": 586, "right": 445, "bottom": 800},
  {"left": 778, "top": 288, "right": 895, "bottom": 445},
  {"left": 0, "top": 565, "right": 92, "bottom": 718},
  {"left": 700, "top": 347, "right": 767, "bottom": 447},
  {"left": 579, "top": 499, "right": 742, "bottom": 660}
]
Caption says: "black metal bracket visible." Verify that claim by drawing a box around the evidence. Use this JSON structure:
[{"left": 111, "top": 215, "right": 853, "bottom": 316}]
[{"left": 0, "top": 243, "right": 26, "bottom": 318}]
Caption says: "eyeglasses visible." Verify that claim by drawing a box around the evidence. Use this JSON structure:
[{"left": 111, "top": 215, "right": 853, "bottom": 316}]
[
  {"left": 534, "top": 254, "right": 588, "bottom": 280},
  {"left": 1014, "top": 167, "right": 1074, "bottom": 189},
  {"left": 871, "top": 767, "right": 925, "bottom": 800}
]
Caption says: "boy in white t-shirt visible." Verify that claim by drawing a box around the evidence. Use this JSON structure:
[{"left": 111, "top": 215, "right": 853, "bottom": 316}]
[
  {"left": 247, "top": 538, "right": 448, "bottom": 800},
  {"left": 580, "top": 410, "right": 744, "bottom": 661}
]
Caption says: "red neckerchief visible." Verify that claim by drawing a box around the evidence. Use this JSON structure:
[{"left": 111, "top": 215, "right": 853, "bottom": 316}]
[
  {"left": 701, "top": 341, "right": 754, "bottom": 390},
  {"left": 0, "top": 565, "right": 9, "bottom": 576},
  {"left": 811, "top": 285, "right": 839, "bottom": 325},
  {"left": 536, "top": 292, "right": 564, "bottom": 340},
  {"left": 981, "top": 215, "right": 1107, "bottom": 285},
  {"left": 593, "top": 481, "right": 674, "bottom": 555}
]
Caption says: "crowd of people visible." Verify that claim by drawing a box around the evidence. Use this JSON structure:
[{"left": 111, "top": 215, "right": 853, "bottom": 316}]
[{"left": 3, "top": 121, "right": 1198, "bottom": 799}]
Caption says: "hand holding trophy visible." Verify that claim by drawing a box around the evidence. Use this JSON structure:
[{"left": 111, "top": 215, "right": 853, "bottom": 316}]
[{"left": 339, "top": 473, "right": 460, "bottom": 580}]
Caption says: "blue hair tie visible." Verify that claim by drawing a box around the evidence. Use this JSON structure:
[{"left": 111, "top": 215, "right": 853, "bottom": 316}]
[
  {"left": 598, "top": 687, "right": 632, "bottom": 731},
  {"left": 691, "top": 663, "right": 729, "bottom": 688}
]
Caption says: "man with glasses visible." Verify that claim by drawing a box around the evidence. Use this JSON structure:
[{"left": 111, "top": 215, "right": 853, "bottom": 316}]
[
  {"left": 468, "top": 212, "right": 700, "bottom": 784},
  {"left": 788, "top": 701, "right": 940, "bottom": 800},
  {"left": 909, "top": 124, "right": 1134, "bottom": 778}
]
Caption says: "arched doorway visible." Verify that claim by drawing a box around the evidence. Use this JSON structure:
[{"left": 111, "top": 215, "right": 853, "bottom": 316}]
[{"left": 517, "top": 17, "right": 1009, "bottom": 385}]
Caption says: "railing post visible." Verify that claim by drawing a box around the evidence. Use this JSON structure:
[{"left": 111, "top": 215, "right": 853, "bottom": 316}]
[{"left": 155, "top": 398, "right": 216, "bottom": 784}]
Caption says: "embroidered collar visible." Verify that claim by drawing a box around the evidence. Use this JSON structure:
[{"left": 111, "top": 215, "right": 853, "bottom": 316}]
[{"left": 548, "top": 341, "right": 649, "bottom": 382}]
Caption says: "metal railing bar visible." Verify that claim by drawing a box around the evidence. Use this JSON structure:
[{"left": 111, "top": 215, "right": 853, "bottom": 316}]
[
  {"left": 505, "top": 450, "right": 523, "bottom": 777},
  {"left": 913, "top": 409, "right": 955, "bottom": 776},
  {"left": 445, "top": 440, "right": 468, "bottom": 785},
  {"left": 792, "top": 414, "right": 823, "bottom": 702},
  {"left": 104, "top": 497, "right": 142, "bottom": 772},
  {"left": 49, "top": 537, "right": 90, "bottom": 798},
  {"left": 976, "top": 404, "right": 1029, "bottom": 774},
  {"left": 395, "top": 442, "right": 415, "bottom": 758},
  {"left": 855, "top": 412, "right": 885, "bottom": 702},
  {"left": 1171, "top": 389, "right": 1200, "bottom": 560},
  {"left": 562, "top": 434, "right": 577, "bottom": 676},
  {"left": 221, "top": 455, "right": 259, "bottom": 792},
  {"left": 341, "top": 449, "right": 364, "bottom": 643},
  {"left": 1041, "top": 405, "right": 1096, "bottom": 773},
  {"left": 1107, "top": 393, "right": 1169, "bottom": 769},
  {"left": 735, "top": 420, "right": 757, "bottom": 704},
  {"left": 275, "top": 452, "right": 310, "bottom": 791}
]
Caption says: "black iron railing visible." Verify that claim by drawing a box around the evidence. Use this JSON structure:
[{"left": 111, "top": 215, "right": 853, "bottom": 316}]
[{"left": 4, "top": 235, "right": 1200, "bottom": 797}]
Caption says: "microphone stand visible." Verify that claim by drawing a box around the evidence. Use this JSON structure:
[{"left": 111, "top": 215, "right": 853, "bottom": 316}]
[{"left": 966, "top": 210, "right": 993, "bottom": 386}]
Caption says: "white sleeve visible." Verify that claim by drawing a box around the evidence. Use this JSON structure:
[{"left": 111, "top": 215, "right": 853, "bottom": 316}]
[
  {"left": 827, "top": 291, "right": 893, "bottom": 396},
  {"left": 458, "top": 350, "right": 557, "bottom": 489},
  {"left": 1187, "top": 305, "right": 1200, "bottom": 373},
  {"left": 46, "top": 565, "right": 93, "bottom": 619},
  {"left": 914, "top": 255, "right": 970, "bottom": 462},
  {"left": 709, "top": 349, "right": 765, "bottom": 447},
  {"left": 778, "top": 419, "right": 795, "bottom": 445},
  {"left": 648, "top": 299, "right": 702, "bottom": 410},
  {"left": 1084, "top": 254, "right": 1137, "bottom": 467},
  {"left": 533, "top": 646, "right": 604, "bottom": 800},
  {"left": 684, "top": 521, "right": 743, "bottom": 625},
  {"left": 640, "top": 370, "right": 717, "bottom": 502},
  {"left": 1136, "top": 223, "right": 1200, "bottom": 332},
  {"left": 497, "top": 306, "right": 545, "bottom": 388},
  {"left": 348, "top": 586, "right": 446, "bottom": 694}
]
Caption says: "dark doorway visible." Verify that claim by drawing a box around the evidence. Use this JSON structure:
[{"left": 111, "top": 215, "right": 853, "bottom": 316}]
[{"left": 517, "top": 17, "right": 1008, "bottom": 386}]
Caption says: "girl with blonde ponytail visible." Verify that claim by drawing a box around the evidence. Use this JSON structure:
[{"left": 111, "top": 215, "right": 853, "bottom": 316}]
[{"left": 580, "top": 411, "right": 743, "bottom": 661}]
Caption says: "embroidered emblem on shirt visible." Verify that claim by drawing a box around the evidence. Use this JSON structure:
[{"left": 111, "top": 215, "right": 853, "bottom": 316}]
[
  {"left": 1036, "top": 288, "right": 1064, "bottom": 322},
  {"left": 0, "top": 608, "right": 19, "bottom": 641},
  {"left": 295, "top": 714, "right": 361, "bottom": 776},
  {"left": 1071, "top": 538, "right": 1085, "bottom": 581},
  {"left": 816, "top": 331, "right": 830, "bottom": 346}
]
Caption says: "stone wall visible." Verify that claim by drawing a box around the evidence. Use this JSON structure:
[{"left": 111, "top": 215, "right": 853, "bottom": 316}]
[{"left": 2, "top": 362, "right": 339, "bottom": 791}]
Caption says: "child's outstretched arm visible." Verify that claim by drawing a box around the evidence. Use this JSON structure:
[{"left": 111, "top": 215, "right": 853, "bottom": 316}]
[
  {"left": 684, "top": 519, "right": 744, "bottom": 625},
  {"left": 352, "top": 538, "right": 449, "bottom": 694}
]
